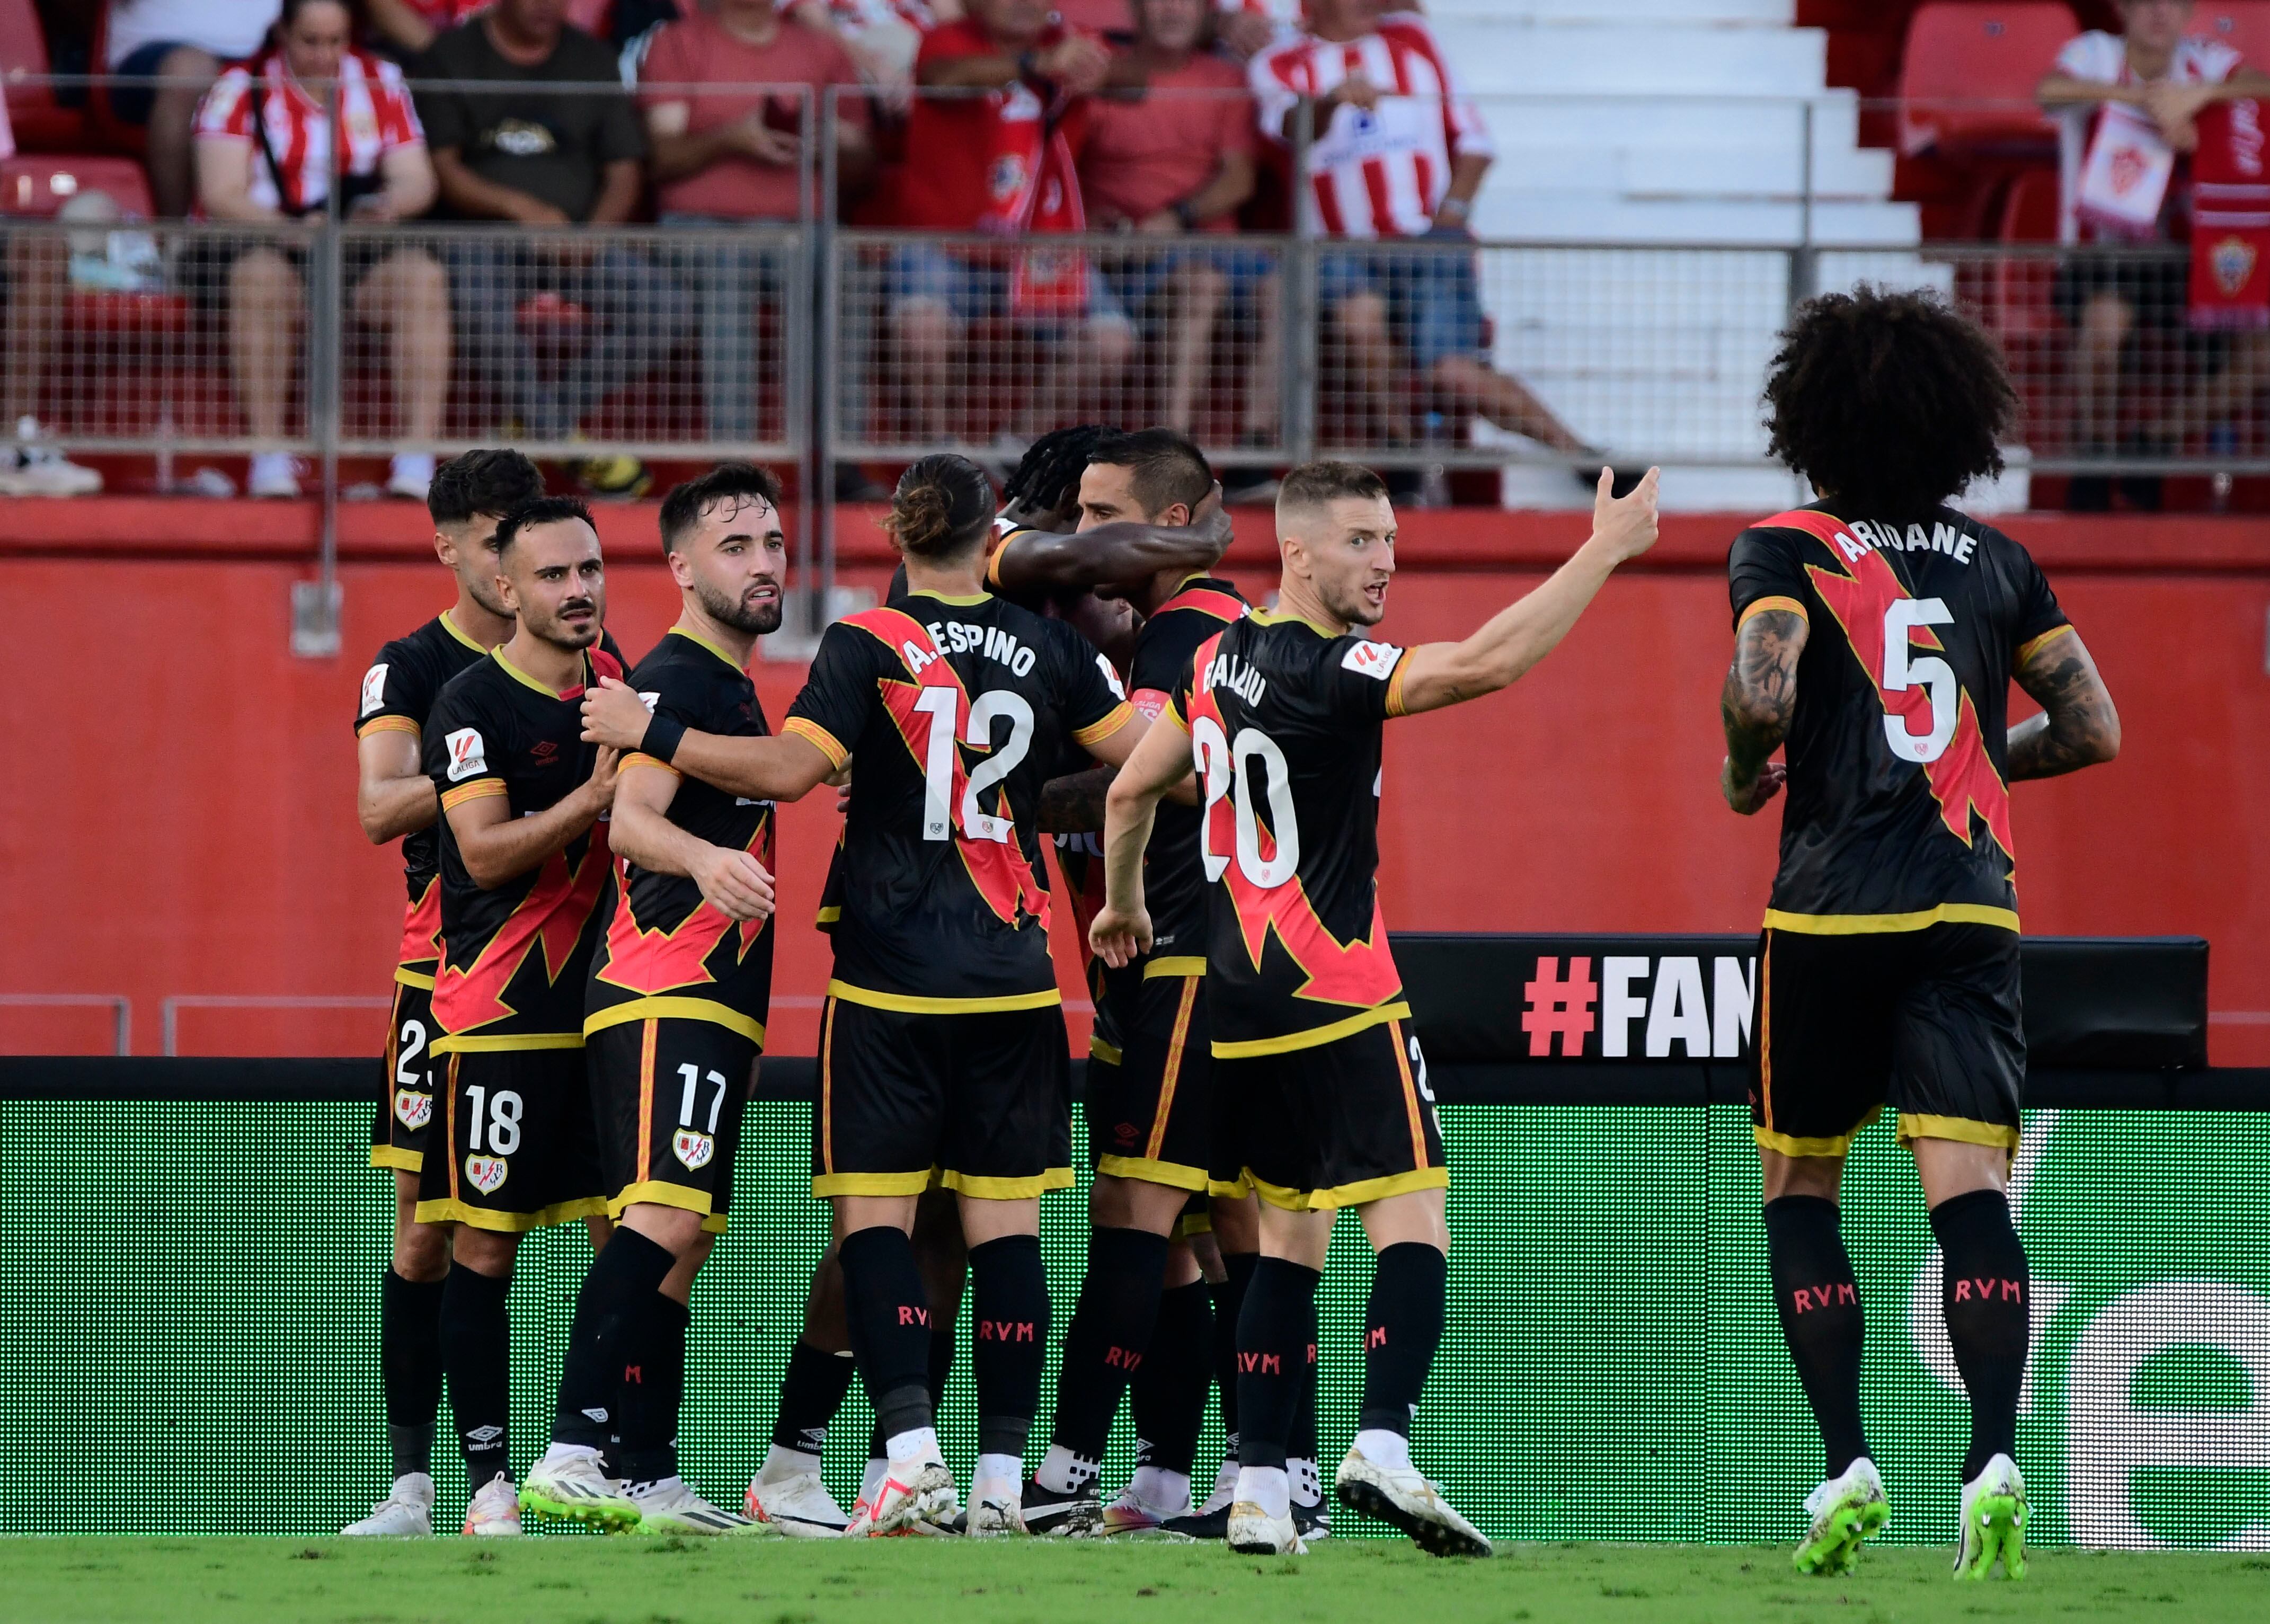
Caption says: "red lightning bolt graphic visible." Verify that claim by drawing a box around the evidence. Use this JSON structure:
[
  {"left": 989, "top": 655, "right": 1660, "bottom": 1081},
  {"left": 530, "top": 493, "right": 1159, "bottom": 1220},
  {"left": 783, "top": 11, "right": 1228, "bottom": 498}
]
[
  {"left": 433, "top": 826, "right": 614, "bottom": 1034},
  {"left": 596, "top": 816, "right": 773, "bottom": 996}
]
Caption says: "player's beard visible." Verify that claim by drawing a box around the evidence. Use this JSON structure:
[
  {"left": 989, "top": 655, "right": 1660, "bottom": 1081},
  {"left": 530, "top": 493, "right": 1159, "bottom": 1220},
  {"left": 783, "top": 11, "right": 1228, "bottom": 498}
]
[
  {"left": 534, "top": 597, "right": 602, "bottom": 650},
  {"left": 695, "top": 573, "right": 783, "bottom": 636},
  {"left": 1323, "top": 572, "right": 1388, "bottom": 628},
  {"left": 465, "top": 572, "right": 513, "bottom": 622}
]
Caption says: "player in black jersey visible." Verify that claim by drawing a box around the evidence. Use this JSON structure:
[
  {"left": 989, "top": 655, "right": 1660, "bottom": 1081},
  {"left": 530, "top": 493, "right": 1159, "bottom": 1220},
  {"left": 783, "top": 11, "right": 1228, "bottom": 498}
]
[
  {"left": 1720, "top": 288, "right": 2120, "bottom": 1582},
  {"left": 1095, "top": 458, "right": 1661, "bottom": 1557},
  {"left": 418, "top": 495, "right": 624, "bottom": 1535},
  {"left": 582, "top": 454, "right": 1144, "bottom": 1538},
  {"left": 517, "top": 466, "right": 792, "bottom": 1537},
  {"left": 343, "top": 449, "right": 544, "bottom": 1538}
]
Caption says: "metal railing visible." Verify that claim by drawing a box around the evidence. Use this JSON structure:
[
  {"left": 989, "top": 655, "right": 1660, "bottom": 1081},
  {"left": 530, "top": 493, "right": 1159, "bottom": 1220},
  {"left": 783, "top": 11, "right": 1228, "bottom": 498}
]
[
  {"left": 0, "top": 995, "right": 133, "bottom": 1057},
  {"left": 160, "top": 994, "right": 392, "bottom": 1058}
]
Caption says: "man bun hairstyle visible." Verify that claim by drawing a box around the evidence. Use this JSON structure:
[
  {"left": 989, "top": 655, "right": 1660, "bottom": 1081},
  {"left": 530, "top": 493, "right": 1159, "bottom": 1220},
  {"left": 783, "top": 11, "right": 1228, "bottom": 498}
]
[
  {"left": 428, "top": 448, "right": 545, "bottom": 527},
  {"left": 494, "top": 494, "right": 597, "bottom": 556},
  {"left": 1088, "top": 428, "right": 1213, "bottom": 520},
  {"left": 1275, "top": 459, "right": 1389, "bottom": 519},
  {"left": 1763, "top": 285, "right": 2018, "bottom": 516},
  {"left": 659, "top": 462, "right": 785, "bottom": 554},
  {"left": 885, "top": 454, "right": 996, "bottom": 561}
]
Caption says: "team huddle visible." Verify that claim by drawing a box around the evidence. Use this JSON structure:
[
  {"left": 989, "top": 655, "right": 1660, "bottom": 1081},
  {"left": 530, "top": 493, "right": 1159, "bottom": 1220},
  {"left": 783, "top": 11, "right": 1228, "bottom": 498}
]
[{"left": 344, "top": 288, "right": 2118, "bottom": 1578}]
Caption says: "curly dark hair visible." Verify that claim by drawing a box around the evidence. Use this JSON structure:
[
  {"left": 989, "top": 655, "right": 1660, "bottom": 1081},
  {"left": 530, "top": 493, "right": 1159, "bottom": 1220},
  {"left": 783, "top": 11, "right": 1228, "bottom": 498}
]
[
  {"left": 885, "top": 454, "right": 995, "bottom": 561},
  {"left": 998, "top": 424, "right": 1116, "bottom": 521},
  {"left": 1762, "top": 286, "right": 2017, "bottom": 515}
]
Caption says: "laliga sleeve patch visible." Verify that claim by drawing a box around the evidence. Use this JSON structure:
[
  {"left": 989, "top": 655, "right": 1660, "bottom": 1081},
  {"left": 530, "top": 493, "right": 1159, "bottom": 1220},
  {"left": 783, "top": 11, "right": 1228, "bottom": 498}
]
[
  {"left": 360, "top": 663, "right": 391, "bottom": 717},
  {"left": 445, "top": 727, "right": 489, "bottom": 782},
  {"left": 1095, "top": 652, "right": 1128, "bottom": 700},
  {"left": 1342, "top": 640, "right": 1404, "bottom": 680},
  {"left": 637, "top": 691, "right": 661, "bottom": 714}
]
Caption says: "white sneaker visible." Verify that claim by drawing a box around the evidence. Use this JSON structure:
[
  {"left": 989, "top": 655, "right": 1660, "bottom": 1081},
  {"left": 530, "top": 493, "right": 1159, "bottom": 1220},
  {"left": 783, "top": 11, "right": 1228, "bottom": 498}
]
[
  {"left": 1332, "top": 1445, "right": 1491, "bottom": 1558},
  {"left": 1226, "top": 1499, "right": 1305, "bottom": 1556},
  {"left": 968, "top": 1477, "right": 1027, "bottom": 1538},
  {"left": 341, "top": 1471, "right": 433, "bottom": 1536},
  {"left": 1795, "top": 1458, "right": 1889, "bottom": 1576},
  {"left": 1100, "top": 1484, "right": 1182, "bottom": 1538},
  {"left": 1955, "top": 1454, "right": 2029, "bottom": 1581},
  {"left": 462, "top": 1475, "right": 523, "bottom": 1536},
  {"left": 387, "top": 451, "right": 436, "bottom": 501},
  {"left": 746, "top": 1470, "right": 849, "bottom": 1538},
  {"left": 628, "top": 1476, "right": 768, "bottom": 1536},
  {"left": 845, "top": 1454, "right": 957, "bottom": 1538},
  {"left": 249, "top": 451, "right": 303, "bottom": 498},
  {"left": 520, "top": 1446, "right": 640, "bottom": 1531},
  {"left": 0, "top": 417, "right": 101, "bottom": 496}
]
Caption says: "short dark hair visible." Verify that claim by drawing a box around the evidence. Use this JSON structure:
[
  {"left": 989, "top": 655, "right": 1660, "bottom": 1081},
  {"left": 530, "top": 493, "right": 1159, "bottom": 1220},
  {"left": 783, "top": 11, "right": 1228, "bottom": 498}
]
[
  {"left": 427, "top": 448, "right": 545, "bottom": 528},
  {"left": 659, "top": 463, "right": 786, "bottom": 554},
  {"left": 1087, "top": 429, "right": 1213, "bottom": 520},
  {"left": 1763, "top": 285, "right": 2018, "bottom": 515},
  {"left": 494, "top": 494, "right": 597, "bottom": 556},
  {"left": 884, "top": 454, "right": 996, "bottom": 561},
  {"left": 1276, "top": 460, "right": 1389, "bottom": 517}
]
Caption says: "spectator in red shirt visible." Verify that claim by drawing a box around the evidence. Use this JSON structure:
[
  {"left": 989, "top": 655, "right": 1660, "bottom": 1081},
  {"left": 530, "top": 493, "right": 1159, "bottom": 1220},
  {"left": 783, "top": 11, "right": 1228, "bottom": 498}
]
[
  {"left": 194, "top": 0, "right": 450, "bottom": 500},
  {"left": 787, "top": 0, "right": 961, "bottom": 103},
  {"left": 888, "top": 0, "right": 1138, "bottom": 442},
  {"left": 1081, "top": 0, "right": 1270, "bottom": 439},
  {"left": 639, "top": 0, "right": 874, "bottom": 443}
]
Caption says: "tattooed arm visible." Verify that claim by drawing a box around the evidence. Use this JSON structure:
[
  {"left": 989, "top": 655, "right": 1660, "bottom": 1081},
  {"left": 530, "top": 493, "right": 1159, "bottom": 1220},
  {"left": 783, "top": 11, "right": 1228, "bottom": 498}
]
[
  {"left": 2006, "top": 626, "right": 2120, "bottom": 780},
  {"left": 1720, "top": 607, "right": 1808, "bottom": 814}
]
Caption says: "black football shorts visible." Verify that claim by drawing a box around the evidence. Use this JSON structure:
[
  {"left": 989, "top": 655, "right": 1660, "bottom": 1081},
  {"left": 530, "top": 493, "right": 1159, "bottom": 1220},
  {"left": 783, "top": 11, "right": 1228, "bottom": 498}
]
[
  {"left": 371, "top": 978, "right": 440, "bottom": 1174},
  {"left": 813, "top": 996, "right": 1074, "bottom": 1200},
  {"left": 415, "top": 1046, "right": 607, "bottom": 1231},
  {"left": 1753, "top": 922, "right": 2025, "bottom": 1158},
  {"left": 1088, "top": 965, "right": 1215, "bottom": 1193},
  {"left": 587, "top": 1017, "right": 758, "bottom": 1233},
  {"left": 1216, "top": 1014, "right": 1448, "bottom": 1212}
]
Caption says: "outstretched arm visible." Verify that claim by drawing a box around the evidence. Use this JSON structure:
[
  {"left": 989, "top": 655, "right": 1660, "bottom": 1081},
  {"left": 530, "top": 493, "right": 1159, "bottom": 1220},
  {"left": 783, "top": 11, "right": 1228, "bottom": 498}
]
[
  {"left": 1719, "top": 605, "right": 1807, "bottom": 814},
  {"left": 1089, "top": 715, "right": 1198, "bottom": 968},
  {"left": 582, "top": 677, "right": 837, "bottom": 804},
  {"left": 1391, "top": 468, "right": 1659, "bottom": 715},
  {"left": 2006, "top": 626, "right": 2120, "bottom": 781},
  {"left": 994, "top": 489, "right": 1234, "bottom": 592}
]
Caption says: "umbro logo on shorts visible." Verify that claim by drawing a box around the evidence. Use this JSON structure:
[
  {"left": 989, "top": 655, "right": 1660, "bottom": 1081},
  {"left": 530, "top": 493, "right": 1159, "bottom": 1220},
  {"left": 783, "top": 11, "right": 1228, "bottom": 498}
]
[
  {"left": 466, "top": 1154, "right": 509, "bottom": 1194},
  {"left": 673, "top": 1129, "right": 715, "bottom": 1172},
  {"left": 393, "top": 1088, "right": 432, "bottom": 1131}
]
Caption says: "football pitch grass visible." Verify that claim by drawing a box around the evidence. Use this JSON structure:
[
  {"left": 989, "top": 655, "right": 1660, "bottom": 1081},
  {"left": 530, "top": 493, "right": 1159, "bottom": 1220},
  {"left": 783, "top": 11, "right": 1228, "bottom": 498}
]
[{"left": 4, "top": 1537, "right": 2265, "bottom": 1624}]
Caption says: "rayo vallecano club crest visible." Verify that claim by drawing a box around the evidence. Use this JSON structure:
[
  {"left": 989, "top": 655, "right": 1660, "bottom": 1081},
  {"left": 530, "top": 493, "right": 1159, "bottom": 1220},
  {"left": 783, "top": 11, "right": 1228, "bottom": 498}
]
[
  {"left": 2213, "top": 235, "right": 2259, "bottom": 296},
  {"left": 673, "top": 1129, "right": 715, "bottom": 1172}
]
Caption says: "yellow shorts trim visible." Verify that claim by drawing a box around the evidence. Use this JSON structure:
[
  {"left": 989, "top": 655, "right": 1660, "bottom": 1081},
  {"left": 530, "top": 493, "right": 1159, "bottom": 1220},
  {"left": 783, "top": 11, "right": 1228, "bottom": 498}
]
[
  {"left": 413, "top": 1195, "right": 608, "bottom": 1232},
  {"left": 393, "top": 966, "right": 438, "bottom": 991},
  {"left": 431, "top": 1031, "right": 585, "bottom": 1055},
  {"left": 941, "top": 1167, "right": 1077, "bottom": 1199},
  {"left": 370, "top": 1146, "right": 423, "bottom": 1173},
  {"left": 1211, "top": 1000, "right": 1411, "bottom": 1059},
  {"left": 611, "top": 1181, "right": 731, "bottom": 1235},
  {"left": 1208, "top": 1175, "right": 1254, "bottom": 1200},
  {"left": 812, "top": 1169, "right": 937, "bottom": 1199},
  {"left": 1245, "top": 1164, "right": 1449, "bottom": 1213},
  {"left": 1739, "top": 594, "right": 1810, "bottom": 627},
  {"left": 1762, "top": 904, "right": 2019, "bottom": 935},
  {"left": 1088, "top": 1035, "right": 1124, "bottom": 1066},
  {"left": 1754, "top": 1126, "right": 1860, "bottom": 1159},
  {"left": 584, "top": 997, "right": 766, "bottom": 1046},
  {"left": 1177, "top": 1211, "right": 1213, "bottom": 1240},
  {"left": 1142, "top": 956, "right": 1207, "bottom": 980},
  {"left": 825, "top": 979, "right": 1062, "bottom": 1016},
  {"left": 1095, "top": 1153, "right": 1212, "bottom": 1193},
  {"left": 815, "top": 904, "right": 842, "bottom": 925},
  {"left": 1896, "top": 1113, "right": 2021, "bottom": 1153}
]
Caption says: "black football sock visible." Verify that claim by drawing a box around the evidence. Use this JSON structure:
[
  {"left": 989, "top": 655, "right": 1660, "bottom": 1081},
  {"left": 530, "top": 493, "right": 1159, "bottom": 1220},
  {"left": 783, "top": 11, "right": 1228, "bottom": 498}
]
[
  {"left": 615, "top": 1291, "right": 690, "bottom": 1486},
  {"left": 772, "top": 1338, "right": 857, "bottom": 1459},
  {"left": 929, "top": 1325, "right": 958, "bottom": 1414},
  {"left": 839, "top": 1225, "right": 936, "bottom": 1445},
  {"left": 969, "top": 1233, "right": 1051, "bottom": 1461},
  {"left": 1213, "top": 1251, "right": 1257, "bottom": 1460},
  {"left": 1357, "top": 1241, "right": 1446, "bottom": 1444},
  {"left": 440, "top": 1263, "right": 513, "bottom": 1488},
  {"left": 1132, "top": 1280, "right": 1214, "bottom": 1479},
  {"left": 549, "top": 1227, "right": 676, "bottom": 1451},
  {"left": 1763, "top": 1195, "right": 1870, "bottom": 1479},
  {"left": 1048, "top": 1227, "right": 1172, "bottom": 1474},
  {"left": 1930, "top": 1188, "right": 2030, "bottom": 1482},
  {"left": 1235, "top": 1257, "right": 1319, "bottom": 1471},
  {"left": 382, "top": 1269, "right": 446, "bottom": 1479},
  {"left": 1287, "top": 1276, "right": 1322, "bottom": 1505}
]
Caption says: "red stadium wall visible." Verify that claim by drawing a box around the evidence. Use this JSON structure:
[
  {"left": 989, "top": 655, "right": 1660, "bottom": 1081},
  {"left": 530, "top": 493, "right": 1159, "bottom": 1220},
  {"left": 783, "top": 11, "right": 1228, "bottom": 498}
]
[{"left": 1, "top": 503, "right": 2264, "bottom": 1063}]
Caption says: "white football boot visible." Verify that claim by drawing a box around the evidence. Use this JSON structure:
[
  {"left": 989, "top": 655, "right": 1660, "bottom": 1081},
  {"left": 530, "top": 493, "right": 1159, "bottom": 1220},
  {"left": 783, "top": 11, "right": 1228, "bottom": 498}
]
[
  {"left": 463, "top": 1475, "right": 524, "bottom": 1536},
  {"left": 520, "top": 1445, "right": 640, "bottom": 1531},
  {"left": 1332, "top": 1442, "right": 1491, "bottom": 1558},
  {"left": 1794, "top": 1458, "right": 1889, "bottom": 1576},
  {"left": 1954, "top": 1454, "right": 2029, "bottom": 1581},
  {"left": 341, "top": 1472, "right": 434, "bottom": 1536},
  {"left": 628, "top": 1476, "right": 769, "bottom": 1536},
  {"left": 746, "top": 1470, "right": 850, "bottom": 1538}
]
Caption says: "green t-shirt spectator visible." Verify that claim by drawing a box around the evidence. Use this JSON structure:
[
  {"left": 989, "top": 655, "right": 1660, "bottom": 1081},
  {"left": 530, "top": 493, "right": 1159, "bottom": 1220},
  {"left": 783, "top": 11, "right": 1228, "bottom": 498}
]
[{"left": 414, "top": 19, "right": 644, "bottom": 222}]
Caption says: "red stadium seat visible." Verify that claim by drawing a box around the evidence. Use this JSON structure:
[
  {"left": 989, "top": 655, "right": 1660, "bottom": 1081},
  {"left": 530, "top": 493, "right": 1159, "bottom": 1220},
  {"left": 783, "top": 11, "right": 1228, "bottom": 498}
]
[
  {"left": 1997, "top": 163, "right": 2063, "bottom": 242},
  {"left": 1898, "top": 2, "right": 2077, "bottom": 156},
  {"left": 0, "top": 154, "right": 155, "bottom": 218},
  {"left": 2191, "top": 5, "right": 2270, "bottom": 66},
  {"left": 0, "top": 0, "right": 88, "bottom": 152}
]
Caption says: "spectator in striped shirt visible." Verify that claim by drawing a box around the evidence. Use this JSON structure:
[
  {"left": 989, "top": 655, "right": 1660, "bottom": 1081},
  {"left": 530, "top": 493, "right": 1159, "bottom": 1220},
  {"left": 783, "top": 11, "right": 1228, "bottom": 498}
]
[
  {"left": 1252, "top": 0, "right": 1598, "bottom": 479},
  {"left": 194, "top": 0, "right": 452, "bottom": 500}
]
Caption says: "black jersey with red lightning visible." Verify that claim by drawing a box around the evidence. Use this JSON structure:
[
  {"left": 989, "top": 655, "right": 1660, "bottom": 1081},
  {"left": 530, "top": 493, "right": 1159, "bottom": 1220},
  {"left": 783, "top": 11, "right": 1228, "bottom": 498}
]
[
  {"left": 424, "top": 645, "right": 624, "bottom": 1050},
  {"left": 1126, "top": 576, "right": 1248, "bottom": 966},
  {"left": 1169, "top": 609, "right": 1411, "bottom": 1055},
  {"left": 584, "top": 628, "right": 776, "bottom": 1046},
  {"left": 354, "top": 610, "right": 492, "bottom": 981},
  {"left": 1727, "top": 504, "right": 2070, "bottom": 930},
  {"left": 784, "top": 590, "right": 1134, "bottom": 1008}
]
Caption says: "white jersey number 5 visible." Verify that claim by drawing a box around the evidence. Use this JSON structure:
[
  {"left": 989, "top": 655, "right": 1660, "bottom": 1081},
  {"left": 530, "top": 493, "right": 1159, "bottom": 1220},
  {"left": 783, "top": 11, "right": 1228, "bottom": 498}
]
[{"left": 1881, "top": 598, "right": 1957, "bottom": 764}]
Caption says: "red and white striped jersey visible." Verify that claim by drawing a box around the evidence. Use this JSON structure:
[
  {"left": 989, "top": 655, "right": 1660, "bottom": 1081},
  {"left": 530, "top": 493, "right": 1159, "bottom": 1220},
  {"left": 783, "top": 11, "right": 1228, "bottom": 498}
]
[
  {"left": 193, "top": 49, "right": 424, "bottom": 216},
  {"left": 1248, "top": 10, "right": 1491, "bottom": 239}
]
